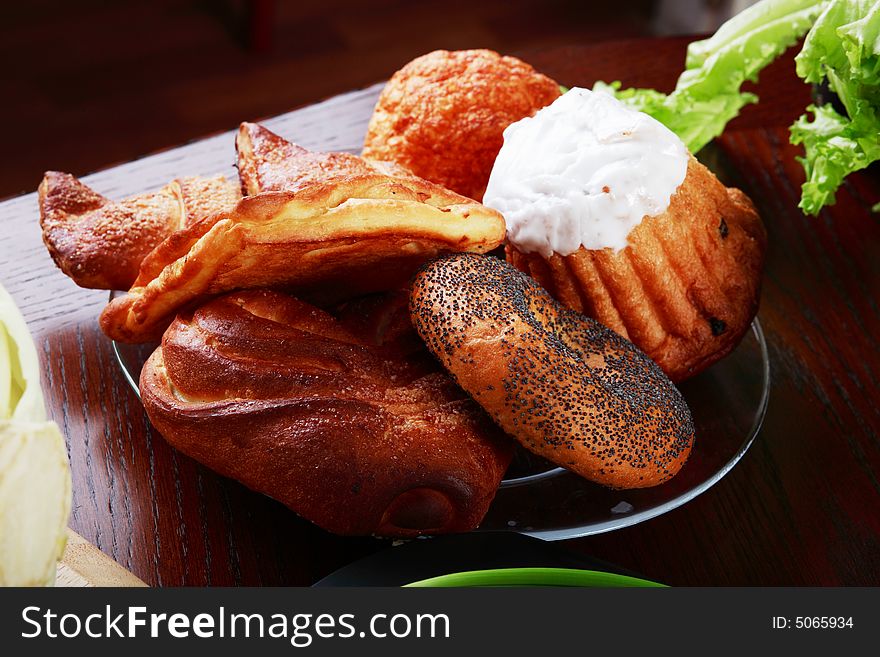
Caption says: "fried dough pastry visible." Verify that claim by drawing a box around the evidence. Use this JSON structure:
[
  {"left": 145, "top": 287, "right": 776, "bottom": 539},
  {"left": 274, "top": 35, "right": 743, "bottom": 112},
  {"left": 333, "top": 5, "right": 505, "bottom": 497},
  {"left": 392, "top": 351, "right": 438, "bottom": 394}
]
[
  {"left": 507, "top": 157, "right": 767, "bottom": 382},
  {"left": 236, "top": 122, "right": 412, "bottom": 195},
  {"left": 39, "top": 171, "right": 240, "bottom": 290},
  {"left": 100, "top": 172, "right": 506, "bottom": 342},
  {"left": 140, "top": 289, "right": 513, "bottom": 537},
  {"left": 362, "top": 49, "right": 561, "bottom": 201}
]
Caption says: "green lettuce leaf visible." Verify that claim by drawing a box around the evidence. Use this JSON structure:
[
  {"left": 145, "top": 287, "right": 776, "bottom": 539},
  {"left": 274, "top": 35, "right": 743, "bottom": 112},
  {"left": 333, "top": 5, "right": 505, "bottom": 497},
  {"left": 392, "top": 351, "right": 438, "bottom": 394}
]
[
  {"left": 597, "top": 0, "right": 825, "bottom": 153},
  {"left": 791, "top": 0, "right": 880, "bottom": 214}
]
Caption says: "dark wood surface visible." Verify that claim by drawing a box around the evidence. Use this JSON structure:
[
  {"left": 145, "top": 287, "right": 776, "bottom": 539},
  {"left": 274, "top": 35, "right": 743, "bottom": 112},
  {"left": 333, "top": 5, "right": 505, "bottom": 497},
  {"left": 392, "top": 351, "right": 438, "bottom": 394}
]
[
  {"left": 0, "top": 0, "right": 654, "bottom": 199},
  {"left": 2, "top": 38, "right": 878, "bottom": 586}
]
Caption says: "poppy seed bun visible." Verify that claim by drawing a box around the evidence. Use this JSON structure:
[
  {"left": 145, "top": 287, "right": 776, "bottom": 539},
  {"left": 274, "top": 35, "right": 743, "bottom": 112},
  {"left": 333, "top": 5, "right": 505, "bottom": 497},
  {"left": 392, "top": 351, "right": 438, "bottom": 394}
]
[{"left": 410, "top": 254, "right": 694, "bottom": 489}]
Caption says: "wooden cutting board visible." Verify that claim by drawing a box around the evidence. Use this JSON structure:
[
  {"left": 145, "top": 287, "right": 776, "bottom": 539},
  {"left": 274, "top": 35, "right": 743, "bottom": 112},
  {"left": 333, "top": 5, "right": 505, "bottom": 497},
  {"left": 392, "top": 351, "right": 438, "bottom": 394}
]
[{"left": 55, "top": 528, "right": 147, "bottom": 587}]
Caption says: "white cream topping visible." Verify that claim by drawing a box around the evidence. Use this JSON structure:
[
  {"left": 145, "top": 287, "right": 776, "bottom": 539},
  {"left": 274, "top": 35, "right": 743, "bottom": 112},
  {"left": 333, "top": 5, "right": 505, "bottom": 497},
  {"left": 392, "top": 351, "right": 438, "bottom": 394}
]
[{"left": 483, "top": 87, "right": 689, "bottom": 257}]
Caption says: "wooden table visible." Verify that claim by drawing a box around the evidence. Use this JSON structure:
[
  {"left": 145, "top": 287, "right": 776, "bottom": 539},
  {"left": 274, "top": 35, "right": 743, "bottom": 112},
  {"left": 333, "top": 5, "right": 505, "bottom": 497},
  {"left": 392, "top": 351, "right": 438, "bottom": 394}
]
[{"left": 2, "top": 38, "right": 878, "bottom": 586}]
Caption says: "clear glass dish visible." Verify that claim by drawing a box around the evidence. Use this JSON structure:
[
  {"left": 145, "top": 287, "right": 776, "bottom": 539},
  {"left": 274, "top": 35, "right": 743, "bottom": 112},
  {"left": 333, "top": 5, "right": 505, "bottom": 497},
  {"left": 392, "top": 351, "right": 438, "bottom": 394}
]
[
  {"left": 113, "top": 310, "right": 769, "bottom": 542},
  {"left": 480, "top": 320, "right": 770, "bottom": 539}
]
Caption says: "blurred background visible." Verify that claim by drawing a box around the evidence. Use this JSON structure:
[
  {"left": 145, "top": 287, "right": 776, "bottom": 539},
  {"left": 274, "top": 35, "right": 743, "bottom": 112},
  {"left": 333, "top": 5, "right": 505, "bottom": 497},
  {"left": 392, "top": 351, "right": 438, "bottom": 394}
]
[{"left": 2, "top": 0, "right": 754, "bottom": 199}]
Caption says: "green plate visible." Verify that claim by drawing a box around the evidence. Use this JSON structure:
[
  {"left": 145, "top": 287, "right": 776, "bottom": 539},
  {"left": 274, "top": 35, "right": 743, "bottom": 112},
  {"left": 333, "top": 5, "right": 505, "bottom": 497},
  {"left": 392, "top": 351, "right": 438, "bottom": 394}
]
[{"left": 404, "top": 567, "right": 665, "bottom": 588}]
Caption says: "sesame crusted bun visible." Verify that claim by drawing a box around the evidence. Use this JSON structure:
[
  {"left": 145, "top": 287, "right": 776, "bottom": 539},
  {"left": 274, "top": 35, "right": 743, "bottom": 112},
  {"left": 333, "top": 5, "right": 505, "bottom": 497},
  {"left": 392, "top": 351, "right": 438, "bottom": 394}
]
[{"left": 409, "top": 254, "right": 695, "bottom": 489}]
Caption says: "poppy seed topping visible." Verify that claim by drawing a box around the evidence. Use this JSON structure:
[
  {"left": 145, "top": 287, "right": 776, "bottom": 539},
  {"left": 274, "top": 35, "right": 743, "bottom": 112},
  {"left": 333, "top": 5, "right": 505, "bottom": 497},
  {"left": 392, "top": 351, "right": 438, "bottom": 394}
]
[{"left": 409, "top": 253, "right": 695, "bottom": 489}]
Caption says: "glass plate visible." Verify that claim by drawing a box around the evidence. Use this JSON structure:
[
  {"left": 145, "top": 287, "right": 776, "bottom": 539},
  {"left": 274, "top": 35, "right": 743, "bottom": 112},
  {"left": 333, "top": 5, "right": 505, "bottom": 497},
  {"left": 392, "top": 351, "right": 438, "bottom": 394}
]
[
  {"left": 481, "top": 320, "right": 770, "bottom": 539},
  {"left": 112, "top": 310, "right": 769, "bottom": 542}
]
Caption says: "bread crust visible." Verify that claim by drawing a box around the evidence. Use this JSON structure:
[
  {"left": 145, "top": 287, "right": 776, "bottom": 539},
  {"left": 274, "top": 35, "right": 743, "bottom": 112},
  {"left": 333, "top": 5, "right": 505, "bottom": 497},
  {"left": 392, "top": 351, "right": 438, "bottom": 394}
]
[
  {"left": 38, "top": 171, "right": 239, "bottom": 290},
  {"left": 507, "top": 157, "right": 767, "bottom": 382},
  {"left": 140, "top": 289, "right": 513, "bottom": 537},
  {"left": 410, "top": 254, "right": 694, "bottom": 489},
  {"left": 237, "top": 122, "right": 413, "bottom": 194},
  {"left": 39, "top": 172, "right": 181, "bottom": 290},
  {"left": 101, "top": 173, "right": 505, "bottom": 343},
  {"left": 363, "top": 49, "right": 561, "bottom": 201}
]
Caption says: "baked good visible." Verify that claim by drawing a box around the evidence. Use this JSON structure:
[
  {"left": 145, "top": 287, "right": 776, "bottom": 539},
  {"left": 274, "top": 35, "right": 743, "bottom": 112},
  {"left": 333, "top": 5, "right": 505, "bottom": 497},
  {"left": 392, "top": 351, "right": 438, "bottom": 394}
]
[
  {"left": 505, "top": 159, "right": 765, "bottom": 381},
  {"left": 410, "top": 253, "right": 694, "bottom": 489},
  {"left": 176, "top": 176, "right": 243, "bottom": 226},
  {"left": 140, "top": 289, "right": 513, "bottom": 537},
  {"left": 39, "top": 171, "right": 240, "bottom": 290},
  {"left": 236, "top": 122, "right": 413, "bottom": 194},
  {"left": 101, "top": 170, "right": 505, "bottom": 343},
  {"left": 362, "top": 49, "right": 561, "bottom": 201},
  {"left": 485, "top": 88, "right": 766, "bottom": 382}
]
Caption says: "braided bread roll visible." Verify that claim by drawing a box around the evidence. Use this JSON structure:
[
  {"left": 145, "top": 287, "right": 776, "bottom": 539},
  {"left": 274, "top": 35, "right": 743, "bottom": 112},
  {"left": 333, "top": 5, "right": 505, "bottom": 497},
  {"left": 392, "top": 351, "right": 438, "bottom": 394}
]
[{"left": 140, "top": 289, "right": 513, "bottom": 537}]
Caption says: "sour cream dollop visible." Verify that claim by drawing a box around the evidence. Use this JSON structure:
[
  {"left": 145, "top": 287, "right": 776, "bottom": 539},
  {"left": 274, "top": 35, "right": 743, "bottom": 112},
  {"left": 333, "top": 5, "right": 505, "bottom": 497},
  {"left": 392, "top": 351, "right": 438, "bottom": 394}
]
[{"left": 483, "top": 87, "right": 688, "bottom": 257}]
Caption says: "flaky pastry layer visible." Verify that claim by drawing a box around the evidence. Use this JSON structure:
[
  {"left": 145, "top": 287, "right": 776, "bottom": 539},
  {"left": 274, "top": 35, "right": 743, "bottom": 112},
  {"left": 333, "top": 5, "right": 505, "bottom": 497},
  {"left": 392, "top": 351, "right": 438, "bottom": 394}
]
[{"left": 101, "top": 173, "right": 505, "bottom": 342}]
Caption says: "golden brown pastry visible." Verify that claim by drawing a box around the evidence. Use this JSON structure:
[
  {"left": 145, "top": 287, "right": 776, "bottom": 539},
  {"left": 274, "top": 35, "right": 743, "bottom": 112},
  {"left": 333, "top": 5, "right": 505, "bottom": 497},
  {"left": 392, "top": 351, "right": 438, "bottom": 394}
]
[
  {"left": 38, "top": 171, "right": 240, "bottom": 290},
  {"left": 362, "top": 49, "right": 561, "bottom": 201},
  {"left": 100, "top": 171, "right": 505, "bottom": 343},
  {"left": 140, "top": 289, "right": 513, "bottom": 537},
  {"left": 506, "top": 158, "right": 766, "bottom": 382},
  {"left": 236, "top": 122, "right": 413, "bottom": 195},
  {"left": 410, "top": 254, "right": 694, "bottom": 489},
  {"left": 176, "top": 175, "right": 242, "bottom": 226}
]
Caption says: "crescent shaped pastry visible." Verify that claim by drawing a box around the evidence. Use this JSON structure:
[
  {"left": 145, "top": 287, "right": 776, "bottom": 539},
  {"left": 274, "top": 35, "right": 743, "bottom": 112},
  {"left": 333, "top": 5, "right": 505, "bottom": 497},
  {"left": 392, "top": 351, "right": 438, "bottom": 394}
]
[
  {"left": 100, "top": 172, "right": 505, "bottom": 342},
  {"left": 39, "top": 171, "right": 240, "bottom": 290},
  {"left": 236, "top": 122, "right": 413, "bottom": 195}
]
